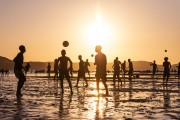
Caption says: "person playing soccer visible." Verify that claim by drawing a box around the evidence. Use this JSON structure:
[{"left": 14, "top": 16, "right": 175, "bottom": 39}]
[
  {"left": 75, "top": 55, "right": 88, "bottom": 87},
  {"left": 94, "top": 45, "right": 108, "bottom": 96},
  {"left": 163, "top": 57, "right": 171, "bottom": 86},
  {"left": 57, "top": 50, "right": 73, "bottom": 94},
  {"left": 13, "top": 45, "right": 26, "bottom": 97}
]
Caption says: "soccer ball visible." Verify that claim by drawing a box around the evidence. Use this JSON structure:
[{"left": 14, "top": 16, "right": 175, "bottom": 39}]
[{"left": 63, "top": 41, "right": 69, "bottom": 47}]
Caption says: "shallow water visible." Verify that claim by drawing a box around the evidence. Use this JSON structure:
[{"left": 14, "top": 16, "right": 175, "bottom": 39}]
[{"left": 0, "top": 75, "right": 180, "bottom": 120}]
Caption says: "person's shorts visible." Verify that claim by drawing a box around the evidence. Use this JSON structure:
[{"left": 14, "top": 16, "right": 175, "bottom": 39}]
[
  {"left": 14, "top": 70, "right": 26, "bottom": 82},
  {"left": 95, "top": 71, "right": 106, "bottom": 80},
  {"left": 59, "top": 70, "right": 70, "bottom": 80},
  {"left": 114, "top": 70, "right": 120, "bottom": 75},
  {"left": 78, "top": 69, "right": 85, "bottom": 78},
  {"left": 164, "top": 70, "right": 170, "bottom": 76},
  {"left": 128, "top": 69, "right": 133, "bottom": 75}
]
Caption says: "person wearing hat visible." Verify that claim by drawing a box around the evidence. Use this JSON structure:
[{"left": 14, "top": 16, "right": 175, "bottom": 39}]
[
  {"left": 163, "top": 57, "right": 171, "bottom": 86},
  {"left": 13, "top": 45, "right": 26, "bottom": 97}
]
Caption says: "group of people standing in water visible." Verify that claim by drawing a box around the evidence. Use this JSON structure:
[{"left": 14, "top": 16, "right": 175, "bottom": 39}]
[
  {"left": 13, "top": 45, "right": 180, "bottom": 97},
  {"left": 112, "top": 57, "right": 134, "bottom": 86}
]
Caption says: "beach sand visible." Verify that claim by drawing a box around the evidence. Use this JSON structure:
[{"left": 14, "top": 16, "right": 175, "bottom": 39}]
[{"left": 0, "top": 74, "right": 180, "bottom": 120}]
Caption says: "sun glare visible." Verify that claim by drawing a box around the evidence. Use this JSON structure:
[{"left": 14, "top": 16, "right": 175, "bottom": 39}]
[{"left": 86, "top": 12, "right": 113, "bottom": 47}]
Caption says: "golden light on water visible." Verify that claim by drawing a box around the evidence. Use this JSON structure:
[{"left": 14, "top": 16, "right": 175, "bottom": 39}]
[
  {"left": 87, "top": 94, "right": 108, "bottom": 119},
  {"left": 90, "top": 82, "right": 106, "bottom": 95}
]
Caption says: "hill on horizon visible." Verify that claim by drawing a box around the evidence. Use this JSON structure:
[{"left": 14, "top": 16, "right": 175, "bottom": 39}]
[{"left": 0, "top": 56, "right": 178, "bottom": 71}]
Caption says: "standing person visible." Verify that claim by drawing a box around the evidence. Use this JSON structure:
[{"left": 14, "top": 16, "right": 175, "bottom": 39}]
[
  {"left": 5, "top": 69, "right": 9, "bottom": 76},
  {"left": 112, "top": 57, "right": 122, "bottom": 86},
  {"left": 13, "top": 45, "right": 26, "bottom": 97},
  {"left": 85, "top": 59, "right": 90, "bottom": 78},
  {"left": 176, "top": 62, "right": 180, "bottom": 78},
  {"left": 57, "top": 50, "right": 73, "bottom": 94},
  {"left": 24, "top": 63, "right": 31, "bottom": 75},
  {"left": 1, "top": 69, "right": 4, "bottom": 76},
  {"left": 128, "top": 59, "right": 134, "bottom": 80},
  {"left": 121, "top": 61, "right": 127, "bottom": 79},
  {"left": 94, "top": 45, "right": 108, "bottom": 96},
  {"left": 150, "top": 60, "right": 158, "bottom": 78},
  {"left": 47, "top": 63, "right": 51, "bottom": 78},
  {"left": 54, "top": 59, "right": 59, "bottom": 80},
  {"left": 75, "top": 55, "right": 88, "bottom": 87},
  {"left": 163, "top": 57, "right": 171, "bottom": 86}
]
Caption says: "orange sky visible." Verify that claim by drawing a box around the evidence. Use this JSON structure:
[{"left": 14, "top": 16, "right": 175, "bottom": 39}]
[{"left": 0, "top": 0, "right": 180, "bottom": 64}]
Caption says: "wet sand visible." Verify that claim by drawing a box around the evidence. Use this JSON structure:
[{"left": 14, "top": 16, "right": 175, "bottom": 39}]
[{"left": 0, "top": 75, "right": 180, "bottom": 120}]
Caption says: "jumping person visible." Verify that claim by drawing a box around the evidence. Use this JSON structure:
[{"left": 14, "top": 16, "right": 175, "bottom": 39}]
[
  {"left": 75, "top": 55, "right": 88, "bottom": 87},
  {"left": 57, "top": 50, "right": 73, "bottom": 94},
  {"left": 13, "top": 45, "right": 26, "bottom": 97},
  {"left": 163, "top": 57, "right": 171, "bottom": 86},
  {"left": 94, "top": 45, "right": 108, "bottom": 96}
]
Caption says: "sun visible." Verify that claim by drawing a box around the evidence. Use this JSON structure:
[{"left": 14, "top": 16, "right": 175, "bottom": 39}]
[{"left": 86, "top": 13, "right": 113, "bottom": 47}]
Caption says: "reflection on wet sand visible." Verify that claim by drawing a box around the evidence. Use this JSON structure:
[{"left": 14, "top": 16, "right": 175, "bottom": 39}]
[
  {"left": 14, "top": 97, "right": 23, "bottom": 120},
  {"left": 0, "top": 76, "right": 180, "bottom": 119},
  {"left": 163, "top": 86, "right": 170, "bottom": 109}
]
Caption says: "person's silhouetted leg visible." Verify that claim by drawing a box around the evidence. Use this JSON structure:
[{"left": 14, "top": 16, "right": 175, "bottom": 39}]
[
  {"left": 83, "top": 77, "right": 88, "bottom": 87},
  {"left": 16, "top": 81, "right": 21, "bottom": 96},
  {"left": 118, "top": 75, "right": 122, "bottom": 86},
  {"left": 113, "top": 74, "right": 116, "bottom": 85},
  {"left": 67, "top": 78, "right": 73, "bottom": 94},
  {"left": 96, "top": 79, "right": 100, "bottom": 96},
  {"left": 75, "top": 78, "right": 80, "bottom": 87},
  {"left": 102, "top": 79, "right": 108, "bottom": 96},
  {"left": 60, "top": 79, "right": 64, "bottom": 94}
]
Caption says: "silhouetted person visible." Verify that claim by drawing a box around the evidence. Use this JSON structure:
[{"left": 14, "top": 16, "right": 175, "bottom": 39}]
[
  {"left": 163, "top": 57, "right": 171, "bottom": 86},
  {"left": 121, "top": 60, "right": 127, "bottom": 80},
  {"left": 112, "top": 57, "right": 122, "bottom": 86},
  {"left": 24, "top": 63, "right": 30, "bottom": 75},
  {"left": 54, "top": 59, "right": 59, "bottom": 80},
  {"left": 75, "top": 55, "right": 88, "bottom": 87},
  {"left": 5, "top": 69, "right": 9, "bottom": 76},
  {"left": 1, "top": 69, "right": 4, "bottom": 76},
  {"left": 177, "top": 62, "right": 180, "bottom": 78},
  {"left": 150, "top": 60, "right": 158, "bottom": 78},
  {"left": 13, "top": 45, "right": 26, "bottom": 97},
  {"left": 57, "top": 50, "right": 73, "bottom": 94},
  {"left": 85, "top": 59, "right": 90, "bottom": 78},
  {"left": 47, "top": 63, "right": 51, "bottom": 78},
  {"left": 128, "top": 59, "right": 134, "bottom": 80},
  {"left": 94, "top": 45, "right": 108, "bottom": 96}
]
